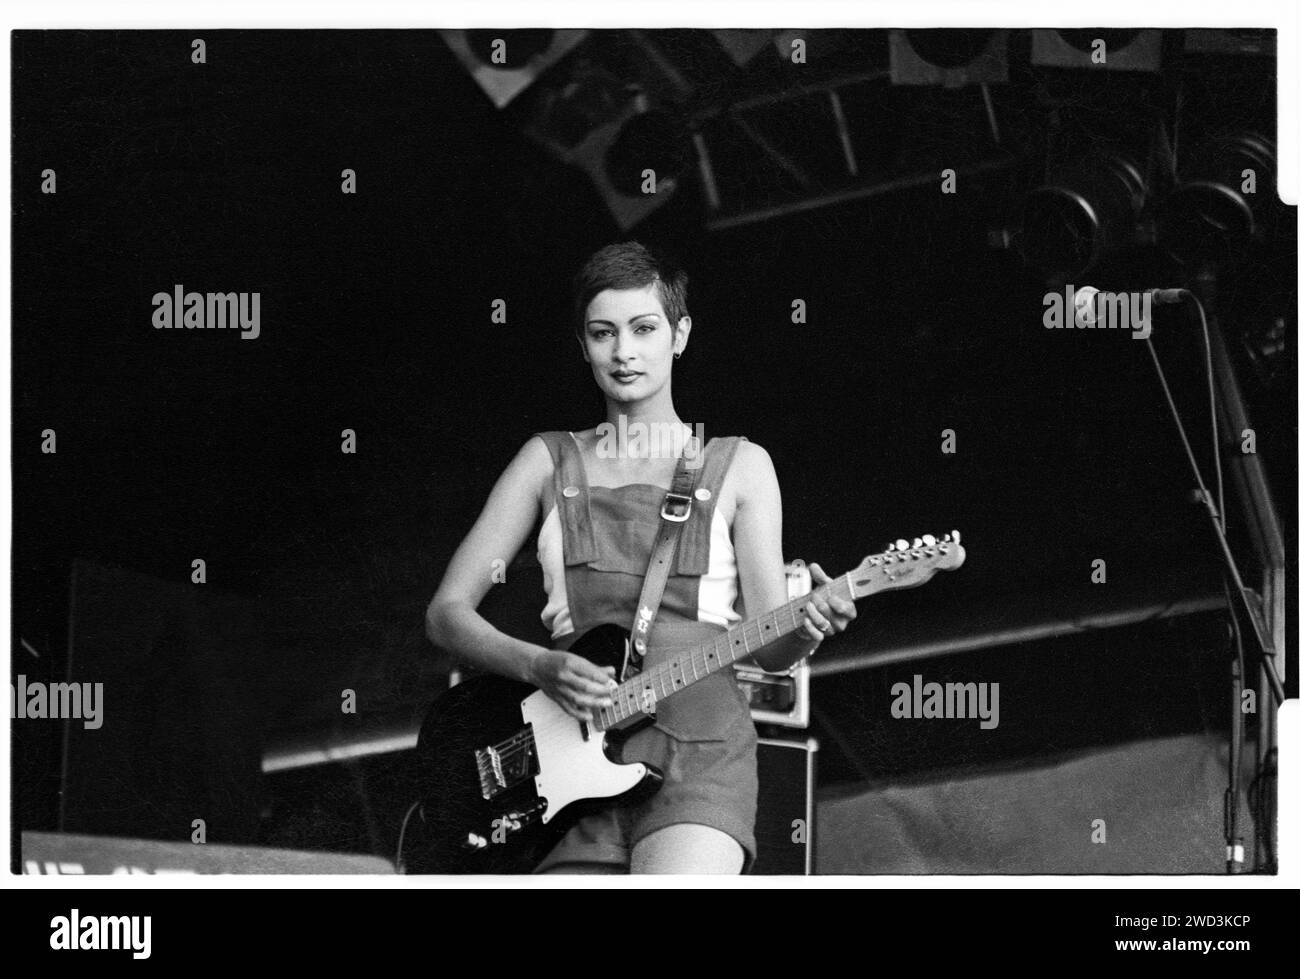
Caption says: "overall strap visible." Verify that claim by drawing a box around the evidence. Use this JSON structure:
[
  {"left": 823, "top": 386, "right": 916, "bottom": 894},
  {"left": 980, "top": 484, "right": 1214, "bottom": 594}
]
[
  {"left": 674, "top": 435, "right": 749, "bottom": 576},
  {"left": 532, "top": 431, "right": 599, "bottom": 565}
]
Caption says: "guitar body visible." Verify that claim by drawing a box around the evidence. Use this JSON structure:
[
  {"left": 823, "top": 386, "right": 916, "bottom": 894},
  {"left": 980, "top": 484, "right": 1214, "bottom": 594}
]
[{"left": 406, "top": 623, "right": 661, "bottom": 874}]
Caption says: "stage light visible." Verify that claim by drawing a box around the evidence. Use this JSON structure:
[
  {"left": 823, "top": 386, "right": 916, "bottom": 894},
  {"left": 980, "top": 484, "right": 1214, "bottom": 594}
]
[
  {"left": 1018, "top": 152, "right": 1147, "bottom": 277},
  {"left": 527, "top": 93, "right": 689, "bottom": 231},
  {"left": 604, "top": 107, "right": 693, "bottom": 198},
  {"left": 439, "top": 29, "right": 588, "bottom": 109},
  {"left": 710, "top": 29, "right": 777, "bottom": 67},
  {"left": 1031, "top": 29, "right": 1162, "bottom": 72},
  {"left": 890, "top": 29, "right": 1008, "bottom": 87},
  {"left": 1155, "top": 131, "right": 1277, "bottom": 268}
]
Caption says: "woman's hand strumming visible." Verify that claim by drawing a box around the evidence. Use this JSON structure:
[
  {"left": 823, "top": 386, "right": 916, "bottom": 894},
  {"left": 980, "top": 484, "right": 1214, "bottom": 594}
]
[{"left": 529, "top": 649, "right": 618, "bottom": 722}]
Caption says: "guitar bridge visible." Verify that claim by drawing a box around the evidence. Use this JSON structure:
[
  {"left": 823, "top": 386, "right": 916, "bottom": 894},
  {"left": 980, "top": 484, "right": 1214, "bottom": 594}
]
[
  {"left": 475, "top": 725, "right": 537, "bottom": 800},
  {"left": 476, "top": 745, "right": 507, "bottom": 799}
]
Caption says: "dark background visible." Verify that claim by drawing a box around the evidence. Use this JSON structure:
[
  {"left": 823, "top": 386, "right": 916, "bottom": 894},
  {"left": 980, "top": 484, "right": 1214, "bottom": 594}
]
[{"left": 11, "top": 29, "right": 1296, "bottom": 861}]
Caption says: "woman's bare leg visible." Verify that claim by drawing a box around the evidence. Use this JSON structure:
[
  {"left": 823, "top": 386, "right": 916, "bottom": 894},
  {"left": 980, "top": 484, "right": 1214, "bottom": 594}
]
[
  {"left": 536, "top": 862, "right": 624, "bottom": 874},
  {"left": 631, "top": 824, "right": 744, "bottom": 874}
]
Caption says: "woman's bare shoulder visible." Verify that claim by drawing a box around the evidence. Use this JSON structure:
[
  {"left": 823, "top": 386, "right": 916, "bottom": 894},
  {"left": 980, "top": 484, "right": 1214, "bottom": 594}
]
[
  {"left": 514, "top": 434, "right": 556, "bottom": 486},
  {"left": 723, "top": 439, "right": 777, "bottom": 505},
  {"left": 730, "top": 439, "right": 775, "bottom": 475},
  {"left": 479, "top": 435, "right": 556, "bottom": 519}
]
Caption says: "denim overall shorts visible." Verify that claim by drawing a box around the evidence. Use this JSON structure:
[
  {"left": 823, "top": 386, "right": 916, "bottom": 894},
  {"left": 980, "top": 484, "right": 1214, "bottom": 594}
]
[{"left": 530, "top": 430, "right": 759, "bottom": 872}]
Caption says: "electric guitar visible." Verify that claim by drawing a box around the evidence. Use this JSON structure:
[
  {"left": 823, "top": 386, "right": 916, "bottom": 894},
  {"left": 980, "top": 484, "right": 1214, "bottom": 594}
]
[{"left": 406, "top": 532, "right": 965, "bottom": 874}]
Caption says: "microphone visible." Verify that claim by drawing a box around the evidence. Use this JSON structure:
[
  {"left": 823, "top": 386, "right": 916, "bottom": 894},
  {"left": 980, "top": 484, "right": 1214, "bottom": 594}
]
[
  {"left": 1073, "top": 286, "right": 1099, "bottom": 328},
  {"left": 1146, "top": 287, "right": 1190, "bottom": 305},
  {"left": 1071, "top": 286, "right": 1190, "bottom": 330}
]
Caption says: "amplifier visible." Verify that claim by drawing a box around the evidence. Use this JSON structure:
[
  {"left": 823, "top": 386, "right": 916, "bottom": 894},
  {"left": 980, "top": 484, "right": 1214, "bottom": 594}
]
[
  {"left": 734, "top": 561, "right": 812, "bottom": 728},
  {"left": 751, "top": 736, "right": 818, "bottom": 875}
]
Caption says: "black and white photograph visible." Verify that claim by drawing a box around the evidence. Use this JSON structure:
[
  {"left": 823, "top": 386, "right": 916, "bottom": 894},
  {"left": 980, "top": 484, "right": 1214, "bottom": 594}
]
[{"left": 6, "top": 5, "right": 1297, "bottom": 917}]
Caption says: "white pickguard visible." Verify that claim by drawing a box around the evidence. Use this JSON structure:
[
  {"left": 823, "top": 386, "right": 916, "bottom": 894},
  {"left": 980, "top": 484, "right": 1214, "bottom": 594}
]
[{"left": 519, "top": 690, "right": 648, "bottom": 824}]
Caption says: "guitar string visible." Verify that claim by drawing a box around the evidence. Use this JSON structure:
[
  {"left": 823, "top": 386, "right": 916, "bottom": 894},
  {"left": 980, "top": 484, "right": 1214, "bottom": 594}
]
[
  {"left": 482, "top": 549, "right": 952, "bottom": 787},
  {"left": 485, "top": 559, "right": 917, "bottom": 767},
  {"left": 485, "top": 568, "right": 895, "bottom": 769},
  {"left": 485, "top": 553, "right": 945, "bottom": 770},
  {"left": 482, "top": 552, "right": 950, "bottom": 783},
  {"left": 485, "top": 590, "right": 828, "bottom": 772},
  {"left": 484, "top": 609, "right": 795, "bottom": 777}
]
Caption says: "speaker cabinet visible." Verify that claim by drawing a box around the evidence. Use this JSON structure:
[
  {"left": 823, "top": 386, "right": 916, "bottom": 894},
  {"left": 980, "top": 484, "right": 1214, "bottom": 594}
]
[
  {"left": 59, "top": 560, "right": 265, "bottom": 842},
  {"left": 751, "top": 736, "right": 818, "bottom": 875}
]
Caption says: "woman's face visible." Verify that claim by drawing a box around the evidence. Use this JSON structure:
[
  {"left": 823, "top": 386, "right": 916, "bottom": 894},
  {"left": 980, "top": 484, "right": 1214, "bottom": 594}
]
[{"left": 579, "top": 283, "right": 687, "bottom": 405}]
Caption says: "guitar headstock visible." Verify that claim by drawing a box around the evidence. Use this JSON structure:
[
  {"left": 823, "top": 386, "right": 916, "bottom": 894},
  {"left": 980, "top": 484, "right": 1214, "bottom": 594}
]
[{"left": 847, "top": 531, "right": 965, "bottom": 598}]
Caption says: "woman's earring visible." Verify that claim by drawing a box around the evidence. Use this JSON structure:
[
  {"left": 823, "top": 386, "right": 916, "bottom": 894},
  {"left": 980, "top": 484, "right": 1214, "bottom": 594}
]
[{"left": 673, "top": 351, "right": 681, "bottom": 359}]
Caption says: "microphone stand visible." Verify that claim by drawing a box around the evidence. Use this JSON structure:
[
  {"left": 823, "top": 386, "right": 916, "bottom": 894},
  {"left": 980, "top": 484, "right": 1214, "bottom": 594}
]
[
  {"left": 1139, "top": 278, "right": 1283, "bottom": 875},
  {"left": 1140, "top": 295, "right": 1284, "bottom": 704}
]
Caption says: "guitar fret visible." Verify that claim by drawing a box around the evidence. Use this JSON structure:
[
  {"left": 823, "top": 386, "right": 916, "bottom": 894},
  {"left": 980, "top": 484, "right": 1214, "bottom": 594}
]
[
  {"left": 614, "top": 573, "right": 859, "bottom": 728},
  {"left": 582, "top": 544, "right": 963, "bottom": 737}
]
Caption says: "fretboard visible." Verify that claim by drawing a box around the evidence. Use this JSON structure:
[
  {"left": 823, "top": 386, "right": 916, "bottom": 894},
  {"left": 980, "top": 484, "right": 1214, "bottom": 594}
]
[{"left": 594, "top": 573, "right": 855, "bottom": 731}]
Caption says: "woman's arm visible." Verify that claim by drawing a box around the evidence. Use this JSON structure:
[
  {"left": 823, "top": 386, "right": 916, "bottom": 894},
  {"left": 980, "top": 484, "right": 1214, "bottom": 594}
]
[
  {"left": 731, "top": 441, "right": 856, "bottom": 672},
  {"left": 424, "top": 436, "right": 552, "bottom": 683},
  {"left": 425, "top": 436, "right": 618, "bottom": 720}
]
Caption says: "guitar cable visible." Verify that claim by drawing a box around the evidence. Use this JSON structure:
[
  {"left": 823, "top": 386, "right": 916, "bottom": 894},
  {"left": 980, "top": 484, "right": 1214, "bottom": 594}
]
[{"left": 394, "top": 799, "right": 422, "bottom": 874}]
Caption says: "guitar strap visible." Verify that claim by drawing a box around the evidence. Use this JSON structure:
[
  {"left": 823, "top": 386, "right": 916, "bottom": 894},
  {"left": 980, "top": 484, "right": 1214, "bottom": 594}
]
[{"left": 624, "top": 433, "right": 702, "bottom": 680}]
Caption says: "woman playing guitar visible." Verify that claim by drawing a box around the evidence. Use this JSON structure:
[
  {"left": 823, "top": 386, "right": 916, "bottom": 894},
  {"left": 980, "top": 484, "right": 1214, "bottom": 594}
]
[{"left": 424, "top": 241, "right": 856, "bottom": 874}]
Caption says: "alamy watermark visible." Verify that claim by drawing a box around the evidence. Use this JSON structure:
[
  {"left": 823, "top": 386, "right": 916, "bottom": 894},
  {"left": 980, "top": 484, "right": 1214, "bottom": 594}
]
[
  {"left": 50, "top": 910, "right": 150, "bottom": 959},
  {"left": 152, "top": 285, "right": 260, "bottom": 340},
  {"left": 1043, "top": 285, "right": 1151, "bottom": 340},
  {"left": 12, "top": 675, "right": 103, "bottom": 729},
  {"left": 891, "top": 673, "right": 999, "bottom": 730},
  {"left": 593, "top": 418, "right": 704, "bottom": 469}
]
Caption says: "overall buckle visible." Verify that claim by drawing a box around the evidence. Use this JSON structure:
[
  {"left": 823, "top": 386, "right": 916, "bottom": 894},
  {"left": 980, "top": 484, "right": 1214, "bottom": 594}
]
[{"left": 660, "top": 491, "right": 693, "bottom": 522}]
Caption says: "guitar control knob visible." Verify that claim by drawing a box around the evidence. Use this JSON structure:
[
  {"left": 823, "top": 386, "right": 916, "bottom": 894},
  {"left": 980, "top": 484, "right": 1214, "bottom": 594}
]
[
  {"left": 895, "top": 539, "right": 909, "bottom": 551},
  {"left": 465, "top": 833, "right": 488, "bottom": 850}
]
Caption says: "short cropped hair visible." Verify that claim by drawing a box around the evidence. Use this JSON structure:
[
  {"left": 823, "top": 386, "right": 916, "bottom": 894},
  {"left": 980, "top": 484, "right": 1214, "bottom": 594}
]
[{"left": 572, "top": 241, "right": 689, "bottom": 341}]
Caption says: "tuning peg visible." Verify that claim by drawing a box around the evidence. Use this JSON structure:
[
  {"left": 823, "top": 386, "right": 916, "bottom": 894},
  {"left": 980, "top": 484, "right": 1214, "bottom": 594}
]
[
  {"left": 886, "top": 542, "right": 895, "bottom": 552},
  {"left": 922, "top": 534, "right": 936, "bottom": 547},
  {"left": 952, "top": 530, "right": 961, "bottom": 544},
  {"left": 895, "top": 539, "right": 909, "bottom": 551}
]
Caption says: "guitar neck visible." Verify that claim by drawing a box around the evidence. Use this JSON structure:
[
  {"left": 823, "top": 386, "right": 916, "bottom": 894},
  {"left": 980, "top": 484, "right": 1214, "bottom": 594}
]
[
  {"left": 592, "top": 532, "right": 965, "bottom": 732},
  {"left": 594, "top": 574, "right": 856, "bottom": 732}
]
